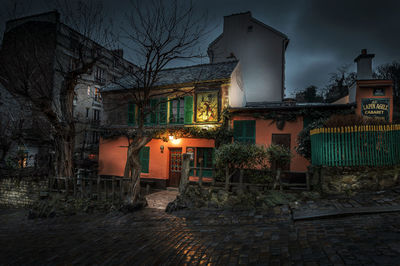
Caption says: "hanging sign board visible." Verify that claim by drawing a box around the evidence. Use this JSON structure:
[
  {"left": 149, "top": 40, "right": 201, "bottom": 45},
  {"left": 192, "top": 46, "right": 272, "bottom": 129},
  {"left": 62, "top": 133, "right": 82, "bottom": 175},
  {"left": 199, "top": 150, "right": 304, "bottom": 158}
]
[{"left": 361, "top": 98, "right": 389, "bottom": 121}]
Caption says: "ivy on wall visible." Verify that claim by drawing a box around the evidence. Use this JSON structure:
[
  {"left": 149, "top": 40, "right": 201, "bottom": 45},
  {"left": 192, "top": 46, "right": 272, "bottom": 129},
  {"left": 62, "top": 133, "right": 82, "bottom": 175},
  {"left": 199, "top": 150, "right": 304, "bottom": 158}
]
[
  {"left": 101, "top": 109, "right": 233, "bottom": 148},
  {"left": 250, "top": 108, "right": 355, "bottom": 130}
]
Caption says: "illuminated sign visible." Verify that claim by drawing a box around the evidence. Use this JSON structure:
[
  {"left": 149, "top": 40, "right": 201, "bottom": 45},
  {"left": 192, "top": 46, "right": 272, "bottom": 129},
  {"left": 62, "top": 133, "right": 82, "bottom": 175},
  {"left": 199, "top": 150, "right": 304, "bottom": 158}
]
[
  {"left": 361, "top": 98, "right": 389, "bottom": 121},
  {"left": 196, "top": 91, "right": 218, "bottom": 122}
]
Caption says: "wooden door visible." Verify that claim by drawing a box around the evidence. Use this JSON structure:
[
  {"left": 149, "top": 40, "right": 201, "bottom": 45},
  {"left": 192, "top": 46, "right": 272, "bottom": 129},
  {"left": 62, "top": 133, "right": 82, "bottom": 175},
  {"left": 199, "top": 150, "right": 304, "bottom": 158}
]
[
  {"left": 271, "top": 134, "right": 291, "bottom": 171},
  {"left": 169, "top": 148, "right": 182, "bottom": 187}
]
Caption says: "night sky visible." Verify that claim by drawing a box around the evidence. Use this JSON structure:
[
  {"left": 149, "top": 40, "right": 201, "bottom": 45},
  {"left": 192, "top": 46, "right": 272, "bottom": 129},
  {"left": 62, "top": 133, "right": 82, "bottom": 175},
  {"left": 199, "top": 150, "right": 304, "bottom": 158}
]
[{"left": 1, "top": 0, "right": 400, "bottom": 97}]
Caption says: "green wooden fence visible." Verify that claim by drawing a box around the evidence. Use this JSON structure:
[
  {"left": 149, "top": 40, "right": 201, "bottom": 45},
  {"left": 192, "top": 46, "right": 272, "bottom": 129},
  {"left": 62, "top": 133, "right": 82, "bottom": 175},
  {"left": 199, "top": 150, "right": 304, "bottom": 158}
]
[{"left": 310, "top": 124, "right": 400, "bottom": 166}]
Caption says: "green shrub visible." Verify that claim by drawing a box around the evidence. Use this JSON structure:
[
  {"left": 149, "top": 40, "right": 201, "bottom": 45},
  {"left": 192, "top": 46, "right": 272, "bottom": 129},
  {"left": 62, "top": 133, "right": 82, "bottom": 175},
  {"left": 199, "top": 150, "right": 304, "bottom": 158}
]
[
  {"left": 324, "top": 114, "right": 390, "bottom": 127},
  {"left": 215, "top": 143, "right": 269, "bottom": 182},
  {"left": 265, "top": 144, "right": 292, "bottom": 169},
  {"left": 296, "top": 118, "right": 326, "bottom": 160}
]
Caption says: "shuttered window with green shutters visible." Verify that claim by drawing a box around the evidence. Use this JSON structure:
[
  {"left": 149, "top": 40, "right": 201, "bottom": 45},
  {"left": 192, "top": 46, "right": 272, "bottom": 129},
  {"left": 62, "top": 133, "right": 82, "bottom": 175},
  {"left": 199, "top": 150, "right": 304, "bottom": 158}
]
[
  {"left": 196, "top": 148, "right": 214, "bottom": 177},
  {"left": 184, "top": 96, "right": 193, "bottom": 124},
  {"left": 158, "top": 98, "right": 168, "bottom": 124},
  {"left": 139, "top": 146, "right": 150, "bottom": 173},
  {"left": 233, "top": 120, "right": 256, "bottom": 143},
  {"left": 128, "top": 103, "right": 136, "bottom": 126}
]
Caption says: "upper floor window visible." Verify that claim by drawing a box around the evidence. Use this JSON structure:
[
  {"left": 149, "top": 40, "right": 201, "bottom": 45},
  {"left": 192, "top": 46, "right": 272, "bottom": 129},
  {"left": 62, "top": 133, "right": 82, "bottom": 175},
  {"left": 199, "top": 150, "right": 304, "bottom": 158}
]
[
  {"left": 169, "top": 98, "right": 185, "bottom": 124},
  {"left": 127, "top": 95, "right": 194, "bottom": 126},
  {"left": 95, "top": 67, "right": 105, "bottom": 83},
  {"left": 94, "top": 87, "right": 101, "bottom": 102},
  {"left": 93, "top": 109, "right": 100, "bottom": 121}
]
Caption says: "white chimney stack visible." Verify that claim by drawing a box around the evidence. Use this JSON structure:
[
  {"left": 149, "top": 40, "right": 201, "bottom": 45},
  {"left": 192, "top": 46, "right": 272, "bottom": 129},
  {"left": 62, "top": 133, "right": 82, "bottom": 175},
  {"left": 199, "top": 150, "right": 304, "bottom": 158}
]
[{"left": 354, "top": 49, "right": 375, "bottom": 80}]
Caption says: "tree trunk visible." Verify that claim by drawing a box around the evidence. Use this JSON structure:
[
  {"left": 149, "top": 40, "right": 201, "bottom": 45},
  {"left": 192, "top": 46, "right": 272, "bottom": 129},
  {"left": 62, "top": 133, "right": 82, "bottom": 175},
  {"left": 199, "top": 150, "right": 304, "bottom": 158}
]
[
  {"left": 123, "top": 135, "right": 151, "bottom": 206},
  {"left": 54, "top": 130, "right": 75, "bottom": 194}
]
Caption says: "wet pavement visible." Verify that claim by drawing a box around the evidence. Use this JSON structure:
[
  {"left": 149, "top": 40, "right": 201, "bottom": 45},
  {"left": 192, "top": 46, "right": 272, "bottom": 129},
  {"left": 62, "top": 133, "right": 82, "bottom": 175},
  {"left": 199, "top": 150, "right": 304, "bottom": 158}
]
[{"left": 0, "top": 188, "right": 400, "bottom": 265}]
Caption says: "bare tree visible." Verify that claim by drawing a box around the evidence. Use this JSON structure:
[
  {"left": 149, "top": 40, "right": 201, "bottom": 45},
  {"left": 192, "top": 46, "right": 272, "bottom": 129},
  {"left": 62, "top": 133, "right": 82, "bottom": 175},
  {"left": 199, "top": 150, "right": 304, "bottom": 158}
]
[
  {"left": 0, "top": 0, "right": 115, "bottom": 179},
  {"left": 103, "top": 0, "right": 208, "bottom": 205}
]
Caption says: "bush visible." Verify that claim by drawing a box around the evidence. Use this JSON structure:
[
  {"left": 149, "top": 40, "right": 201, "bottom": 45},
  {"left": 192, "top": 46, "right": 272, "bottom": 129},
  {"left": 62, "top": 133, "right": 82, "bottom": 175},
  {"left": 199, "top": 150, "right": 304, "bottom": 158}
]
[
  {"left": 215, "top": 142, "right": 268, "bottom": 170},
  {"left": 296, "top": 118, "right": 326, "bottom": 160},
  {"left": 265, "top": 144, "right": 292, "bottom": 169},
  {"left": 324, "top": 114, "right": 390, "bottom": 127},
  {"left": 215, "top": 142, "right": 269, "bottom": 182}
]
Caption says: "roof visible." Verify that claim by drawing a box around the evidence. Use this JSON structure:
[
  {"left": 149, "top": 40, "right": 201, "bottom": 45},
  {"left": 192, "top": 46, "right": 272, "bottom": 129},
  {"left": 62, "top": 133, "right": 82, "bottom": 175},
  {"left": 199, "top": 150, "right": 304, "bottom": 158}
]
[
  {"left": 102, "top": 61, "right": 238, "bottom": 92},
  {"left": 208, "top": 11, "right": 289, "bottom": 50},
  {"left": 229, "top": 102, "right": 356, "bottom": 113}
]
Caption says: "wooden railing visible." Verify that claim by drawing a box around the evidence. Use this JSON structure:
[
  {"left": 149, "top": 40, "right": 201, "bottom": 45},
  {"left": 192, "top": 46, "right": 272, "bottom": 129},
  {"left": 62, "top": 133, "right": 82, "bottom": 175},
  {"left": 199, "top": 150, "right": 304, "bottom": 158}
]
[
  {"left": 180, "top": 154, "right": 309, "bottom": 192},
  {"left": 48, "top": 176, "right": 132, "bottom": 201},
  {"left": 310, "top": 124, "right": 400, "bottom": 166}
]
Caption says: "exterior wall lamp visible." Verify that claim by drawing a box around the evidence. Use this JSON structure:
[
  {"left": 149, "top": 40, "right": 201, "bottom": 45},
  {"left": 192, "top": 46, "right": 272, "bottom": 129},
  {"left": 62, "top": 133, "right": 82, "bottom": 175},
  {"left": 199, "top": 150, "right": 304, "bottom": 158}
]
[{"left": 160, "top": 145, "right": 164, "bottom": 153}]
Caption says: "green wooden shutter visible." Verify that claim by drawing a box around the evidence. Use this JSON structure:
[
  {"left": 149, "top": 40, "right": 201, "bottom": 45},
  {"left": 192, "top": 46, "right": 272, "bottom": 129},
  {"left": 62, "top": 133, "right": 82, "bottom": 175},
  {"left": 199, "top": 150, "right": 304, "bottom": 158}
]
[
  {"left": 139, "top": 146, "right": 150, "bottom": 173},
  {"left": 184, "top": 96, "right": 193, "bottom": 124},
  {"left": 159, "top": 98, "right": 167, "bottom": 124},
  {"left": 303, "top": 116, "right": 312, "bottom": 129},
  {"left": 234, "top": 120, "right": 255, "bottom": 143},
  {"left": 233, "top": 120, "right": 244, "bottom": 142},
  {"left": 128, "top": 103, "right": 136, "bottom": 126},
  {"left": 150, "top": 98, "right": 158, "bottom": 124},
  {"left": 169, "top": 99, "right": 174, "bottom": 123},
  {"left": 245, "top": 120, "right": 256, "bottom": 143}
]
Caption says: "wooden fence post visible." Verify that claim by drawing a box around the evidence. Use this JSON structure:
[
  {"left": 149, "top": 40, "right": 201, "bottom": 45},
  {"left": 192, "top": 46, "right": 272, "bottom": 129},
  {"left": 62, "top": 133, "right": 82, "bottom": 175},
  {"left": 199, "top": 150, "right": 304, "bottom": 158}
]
[
  {"left": 239, "top": 169, "right": 244, "bottom": 193},
  {"left": 97, "top": 175, "right": 100, "bottom": 201},
  {"left": 179, "top": 153, "right": 191, "bottom": 194},
  {"left": 225, "top": 167, "right": 230, "bottom": 191},
  {"left": 82, "top": 177, "right": 85, "bottom": 198},
  {"left": 112, "top": 176, "right": 115, "bottom": 202},
  {"left": 120, "top": 178, "right": 123, "bottom": 201},
  {"left": 199, "top": 167, "right": 203, "bottom": 187},
  {"left": 73, "top": 175, "right": 77, "bottom": 197}
]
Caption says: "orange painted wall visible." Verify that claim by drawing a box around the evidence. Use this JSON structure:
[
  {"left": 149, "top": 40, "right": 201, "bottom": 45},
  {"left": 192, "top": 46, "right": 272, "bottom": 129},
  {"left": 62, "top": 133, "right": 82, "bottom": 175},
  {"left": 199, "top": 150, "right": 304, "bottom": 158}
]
[
  {"left": 98, "top": 136, "right": 215, "bottom": 179},
  {"left": 356, "top": 80, "right": 393, "bottom": 122},
  {"left": 232, "top": 116, "right": 310, "bottom": 172}
]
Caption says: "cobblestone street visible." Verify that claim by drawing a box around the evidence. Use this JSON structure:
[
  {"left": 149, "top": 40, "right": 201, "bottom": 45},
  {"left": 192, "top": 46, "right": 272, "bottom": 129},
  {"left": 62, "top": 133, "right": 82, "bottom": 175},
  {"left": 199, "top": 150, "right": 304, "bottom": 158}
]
[{"left": 1, "top": 202, "right": 400, "bottom": 265}]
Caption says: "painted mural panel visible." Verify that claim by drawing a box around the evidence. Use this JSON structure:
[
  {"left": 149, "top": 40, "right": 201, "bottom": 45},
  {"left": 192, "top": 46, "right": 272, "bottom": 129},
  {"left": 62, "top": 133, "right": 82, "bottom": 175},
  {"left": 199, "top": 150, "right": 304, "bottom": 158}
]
[{"left": 196, "top": 91, "right": 218, "bottom": 122}]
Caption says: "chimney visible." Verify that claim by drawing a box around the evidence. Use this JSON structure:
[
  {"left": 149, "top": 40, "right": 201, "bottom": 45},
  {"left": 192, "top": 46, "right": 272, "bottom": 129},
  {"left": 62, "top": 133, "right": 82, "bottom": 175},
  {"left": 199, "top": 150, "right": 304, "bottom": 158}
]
[{"left": 354, "top": 49, "right": 375, "bottom": 80}]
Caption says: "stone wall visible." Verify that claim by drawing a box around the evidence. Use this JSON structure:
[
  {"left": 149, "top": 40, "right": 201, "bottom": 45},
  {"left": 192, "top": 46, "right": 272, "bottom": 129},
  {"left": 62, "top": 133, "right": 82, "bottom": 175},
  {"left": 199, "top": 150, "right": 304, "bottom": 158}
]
[
  {"left": 310, "top": 166, "right": 400, "bottom": 195},
  {"left": 0, "top": 177, "right": 48, "bottom": 208}
]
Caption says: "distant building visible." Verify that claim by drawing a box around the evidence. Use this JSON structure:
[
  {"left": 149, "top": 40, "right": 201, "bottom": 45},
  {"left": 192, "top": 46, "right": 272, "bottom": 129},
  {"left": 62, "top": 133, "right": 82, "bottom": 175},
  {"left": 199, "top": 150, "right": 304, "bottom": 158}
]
[
  {"left": 208, "top": 11, "right": 289, "bottom": 104},
  {"left": 0, "top": 11, "right": 136, "bottom": 170}
]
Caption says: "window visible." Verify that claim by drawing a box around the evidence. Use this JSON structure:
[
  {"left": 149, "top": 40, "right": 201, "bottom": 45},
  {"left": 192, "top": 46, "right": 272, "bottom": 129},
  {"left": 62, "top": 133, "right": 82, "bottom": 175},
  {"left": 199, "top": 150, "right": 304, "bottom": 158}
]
[
  {"left": 303, "top": 116, "right": 313, "bottom": 129},
  {"left": 93, "top": 109, "right": 100, "bottom": 121},
  {"left": 86, "top": 108, "right": 90, "bottom": 118},
  {"left": 169, "top": 98, "right": 185, "bottom": 124},
  {"left": 186, "top": 147, "right": 214, "bottom": 177},
  {"left": 69, "top": 57, "right": 76, "bottom": 71},
  {"left": 139, "top": 146, "right": 150, "bottom": 173},
  {"left": 128, "top": 103, "right": 136, "bottom": 126},
  {"left": 91, "top": 131, "right": 100, "bottom": 144},
  {"left": 95, "top": 67, "right": 105, "bottom": 82},
  {"left": 196, "top": 148, "right": 214, "bottom": 177},
  {"left": 94, "top": 87, "right": 101, "bottom": 102},
  {"left": 233, "top": 120, "right": 256, "bottom": 143},
  {"left": 373, "top": 88, "right": 385, "bottom": 96}
]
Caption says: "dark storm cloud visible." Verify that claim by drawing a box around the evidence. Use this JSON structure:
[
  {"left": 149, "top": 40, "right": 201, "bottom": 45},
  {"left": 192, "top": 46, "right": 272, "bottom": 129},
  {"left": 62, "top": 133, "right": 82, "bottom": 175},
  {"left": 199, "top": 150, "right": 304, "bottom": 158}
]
[{"left": 2, "top": 0, "right": 400, "bottom": 97}]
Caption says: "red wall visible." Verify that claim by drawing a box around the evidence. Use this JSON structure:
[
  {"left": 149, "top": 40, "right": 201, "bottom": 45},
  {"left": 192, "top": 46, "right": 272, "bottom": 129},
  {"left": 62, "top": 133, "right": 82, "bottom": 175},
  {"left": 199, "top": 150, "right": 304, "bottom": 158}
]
[
  {"left": 232, "top": 115, "right": 310, "bottom": 172},
  {"left": 98, "top": 136, "right": 215, "bottom": 179},
  {"left": 356, "top": 80, "right": 393, "bottom": 122}
]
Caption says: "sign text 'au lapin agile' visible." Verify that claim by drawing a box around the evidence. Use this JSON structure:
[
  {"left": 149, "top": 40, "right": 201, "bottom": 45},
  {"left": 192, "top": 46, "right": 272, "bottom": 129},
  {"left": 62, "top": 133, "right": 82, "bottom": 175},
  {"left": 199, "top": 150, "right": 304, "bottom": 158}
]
[{"left": 361, "top": 98, "right": 389, "bottom": 121}]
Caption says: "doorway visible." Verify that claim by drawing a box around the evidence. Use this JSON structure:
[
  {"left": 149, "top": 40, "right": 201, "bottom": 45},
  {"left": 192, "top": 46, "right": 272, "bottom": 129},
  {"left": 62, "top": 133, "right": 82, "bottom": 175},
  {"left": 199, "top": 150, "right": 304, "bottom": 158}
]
[
  {"left": 271, "top": 134, "right": 291, "bottom": 171},
  {"left": 169, "top": 148, "right": 182, "bottom": 187}
]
